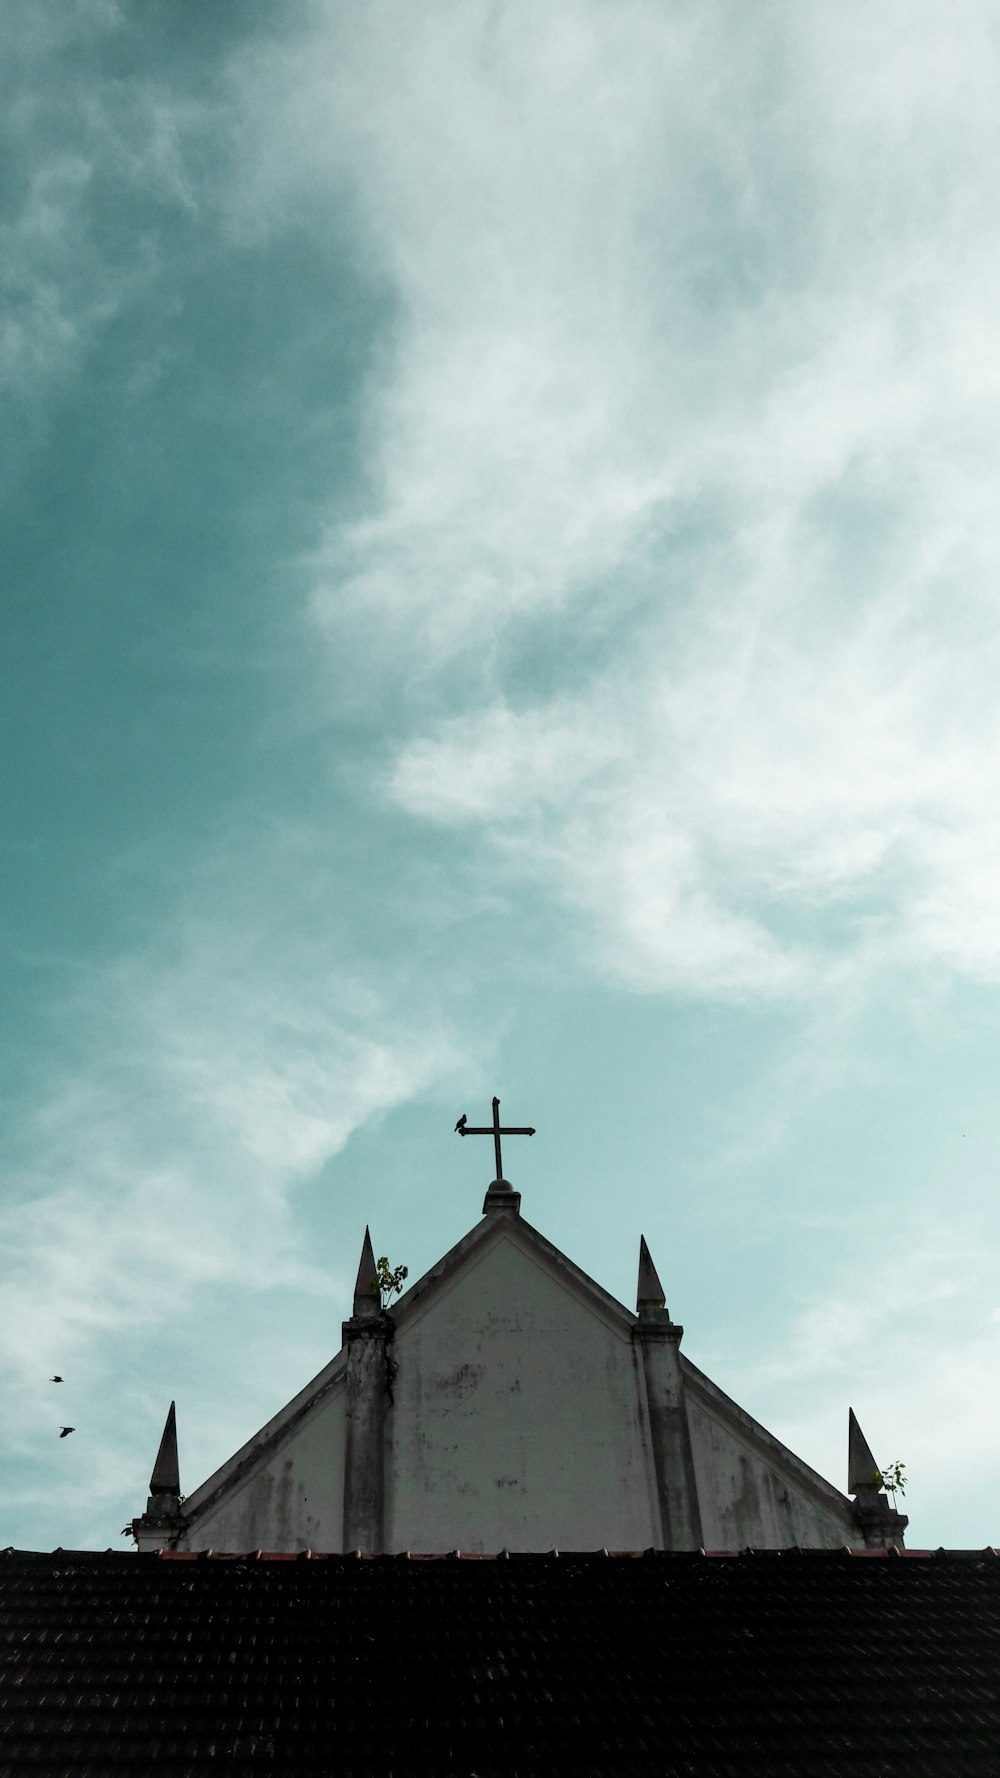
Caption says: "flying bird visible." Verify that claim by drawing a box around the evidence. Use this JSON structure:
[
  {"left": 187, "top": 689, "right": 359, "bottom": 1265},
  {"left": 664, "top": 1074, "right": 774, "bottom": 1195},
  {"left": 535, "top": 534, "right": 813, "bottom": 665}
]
[
  {"left": 59, "top": 1426, "right": 75, "bottom": 1438},
  {"left": 49, "top": 1375, "right": 63, "bottom": 1383},
  {"left": 454, "top": 1114, "right": 467, "bottom": 1133}
]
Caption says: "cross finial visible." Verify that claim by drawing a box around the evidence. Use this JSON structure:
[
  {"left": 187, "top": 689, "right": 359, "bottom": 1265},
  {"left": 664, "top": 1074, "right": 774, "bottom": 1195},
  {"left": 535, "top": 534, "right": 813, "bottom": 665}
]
[{"left": 455, "top": 1096, "right": 535, "bottom": 1211}]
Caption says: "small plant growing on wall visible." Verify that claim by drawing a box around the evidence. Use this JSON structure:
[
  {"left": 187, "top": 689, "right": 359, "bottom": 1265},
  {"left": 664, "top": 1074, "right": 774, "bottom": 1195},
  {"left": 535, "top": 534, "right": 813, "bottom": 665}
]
[
  {"left": 879, "top": 1460, "right": 907, "bottom": 1509},
  {"left": 376, "top": 1256, "right": 408, "bottom": 1312},
  {"left": 375, "top": 1257, "right": 407, "bottom": 1404}
]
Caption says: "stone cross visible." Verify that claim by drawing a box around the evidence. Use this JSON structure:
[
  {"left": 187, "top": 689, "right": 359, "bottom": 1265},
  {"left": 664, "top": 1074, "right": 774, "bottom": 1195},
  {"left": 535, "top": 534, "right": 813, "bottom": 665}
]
[{"left": 456, "top": 1096, "right": 535, "bottom": 1181}]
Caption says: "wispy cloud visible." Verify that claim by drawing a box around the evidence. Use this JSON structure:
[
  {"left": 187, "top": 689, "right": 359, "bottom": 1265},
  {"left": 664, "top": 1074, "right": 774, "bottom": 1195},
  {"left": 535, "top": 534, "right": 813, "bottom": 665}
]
[
  {"left": 228, "top": 2, "right": 1000, "bottom": 642},
  {"left": 1, "top": 4, "right": 211, "bottom": 406},
  {"left": 386, "top": 563, "right": 1000, "bottom": 994},
  {"left": 219, "top": 0, "right": 1000, "bottom": 997}
]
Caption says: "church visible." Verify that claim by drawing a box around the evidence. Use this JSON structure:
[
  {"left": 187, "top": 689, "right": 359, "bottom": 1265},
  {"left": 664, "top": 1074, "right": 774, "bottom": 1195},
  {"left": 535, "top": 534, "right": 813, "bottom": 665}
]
[
  {"left": 131, "top": 1098, "right": 906, "bottom": 1557},
  {"left": 4, "top": 1102, "right": 998, "bottom": 1776}
]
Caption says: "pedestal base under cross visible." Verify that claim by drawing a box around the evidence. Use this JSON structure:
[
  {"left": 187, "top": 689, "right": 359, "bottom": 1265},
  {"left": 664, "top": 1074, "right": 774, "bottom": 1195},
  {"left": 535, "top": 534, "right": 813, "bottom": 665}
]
[{"left": 456, "top": 1097, "right": 535, "bottom": 1214}]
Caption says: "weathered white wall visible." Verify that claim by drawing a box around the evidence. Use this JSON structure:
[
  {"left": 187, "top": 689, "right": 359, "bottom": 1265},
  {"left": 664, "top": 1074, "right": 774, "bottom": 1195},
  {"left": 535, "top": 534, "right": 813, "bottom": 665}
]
[
  {"left": 181, "top": 1380, "right": 347, "bottom": 1552},
  {"left": 385, "top": 1228, "right": 659, "bottom": 1553},
  {"left": 686, "top": 1381, "right": 854, "bottom": 1549},
  {"left": 163, "top": 1217, "right": 863, "bottom": 1556}
]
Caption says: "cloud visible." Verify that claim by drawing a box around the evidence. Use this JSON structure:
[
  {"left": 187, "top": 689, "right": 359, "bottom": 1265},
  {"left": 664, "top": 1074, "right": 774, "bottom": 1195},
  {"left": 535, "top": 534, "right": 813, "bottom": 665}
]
[
  {"left": 225, "top": 0, "right": 999, "bottom": 654},
  {"left": 0, "top": 8, "right": 212, "bottom": 406},
  {"left": 386, "top": 559, "right": 1000, "bottom": 996},
  {"left": 214, "top": 0, "right": 1000, "bottom": 998},
  {"left": 230, "top": 2, "right": 730, "bottom": 652},
  {"left": 0, "top": 150, "right": 121, "bottom": 396}
]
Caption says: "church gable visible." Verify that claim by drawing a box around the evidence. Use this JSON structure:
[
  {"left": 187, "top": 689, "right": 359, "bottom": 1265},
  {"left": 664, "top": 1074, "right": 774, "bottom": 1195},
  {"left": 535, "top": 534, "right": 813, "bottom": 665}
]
[
  {"left": 131, "top": 1125, "right": 907, "bottom": 1556},
  {"left": 386, "top": 1215, "right": 658, "bottom": 1554}
]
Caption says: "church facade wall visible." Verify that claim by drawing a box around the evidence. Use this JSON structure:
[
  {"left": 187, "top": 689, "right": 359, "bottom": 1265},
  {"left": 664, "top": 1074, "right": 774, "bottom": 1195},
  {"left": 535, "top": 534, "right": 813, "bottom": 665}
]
[
  {"left": 385, "top": 1230, "right": 660, "bottom": 1554},
  {"left": 146, "top": 1212, "right": 879, "bottom": 1556}
]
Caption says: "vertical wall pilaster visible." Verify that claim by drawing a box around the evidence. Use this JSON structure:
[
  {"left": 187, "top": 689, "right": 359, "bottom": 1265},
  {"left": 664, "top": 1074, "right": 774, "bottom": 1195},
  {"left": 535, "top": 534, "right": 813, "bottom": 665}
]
[
  {"left": 635, "top": 1315, "right": 703, "bottom": 1550},
  {"left": 342, "top": 1316, "right": 390, "bottom": 1553}
]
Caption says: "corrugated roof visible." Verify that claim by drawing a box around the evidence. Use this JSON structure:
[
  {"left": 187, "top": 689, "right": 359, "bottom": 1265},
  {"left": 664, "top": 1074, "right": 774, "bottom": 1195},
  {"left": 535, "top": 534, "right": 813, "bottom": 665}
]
[{"left": 1, "top": 1547, "right": 998, "bottom": 1775}]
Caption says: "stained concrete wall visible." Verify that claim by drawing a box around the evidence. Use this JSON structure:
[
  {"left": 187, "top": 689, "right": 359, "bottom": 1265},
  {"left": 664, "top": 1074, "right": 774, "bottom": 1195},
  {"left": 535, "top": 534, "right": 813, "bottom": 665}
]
[
  {"left": 180, "top": 1379, "right": 347, "bottom": 1553},
  {"left": 161, "top": 1219, "right": 862, "bottom": 1556},
  {"left": 385, "top": 1227, "right": 659, "bottom": 1554},
  {"left": 685, "top": 1374, "right": 854, "bottom": 1549}
]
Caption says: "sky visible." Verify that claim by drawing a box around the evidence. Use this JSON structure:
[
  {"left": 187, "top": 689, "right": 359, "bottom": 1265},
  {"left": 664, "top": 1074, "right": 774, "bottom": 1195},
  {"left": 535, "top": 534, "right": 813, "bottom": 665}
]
[{"left": 2, "top": 0, "right": 999, "bottom": 1553}]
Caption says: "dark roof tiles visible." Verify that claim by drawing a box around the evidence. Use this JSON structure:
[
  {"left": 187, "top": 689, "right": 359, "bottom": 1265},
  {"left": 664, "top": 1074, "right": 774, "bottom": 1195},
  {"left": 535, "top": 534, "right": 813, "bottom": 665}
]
[{"left": 1, "top": 1548, "right": 998, "bottom": 1775}]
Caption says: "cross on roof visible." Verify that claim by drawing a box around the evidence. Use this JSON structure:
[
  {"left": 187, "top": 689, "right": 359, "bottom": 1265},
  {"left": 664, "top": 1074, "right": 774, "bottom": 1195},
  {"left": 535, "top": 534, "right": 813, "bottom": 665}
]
[{"left": 456, "top": 1096, "right": 535, "bottom": 1183}]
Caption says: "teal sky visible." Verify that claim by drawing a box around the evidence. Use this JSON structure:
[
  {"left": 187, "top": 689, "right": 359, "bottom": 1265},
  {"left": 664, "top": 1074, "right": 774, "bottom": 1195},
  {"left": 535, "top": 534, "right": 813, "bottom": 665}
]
[{"left": 4, "top": 0, "right": 1000, "bottom": 1551}]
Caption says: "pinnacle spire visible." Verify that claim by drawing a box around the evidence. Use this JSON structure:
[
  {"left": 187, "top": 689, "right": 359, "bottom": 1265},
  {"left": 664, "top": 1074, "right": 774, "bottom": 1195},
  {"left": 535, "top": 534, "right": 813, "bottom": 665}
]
[
  {"left": 353, "top": 1225, "right": 380, "bottom": 1318},
  {"left": 847, "top": 1407, "right": 882, "bottom": 1493},
  {"left": 637, "top": 1235, "right": 668, "bottom": 1317},
  {"left": 149, "top": 1400, "right": 180, "bottom": 1496}
]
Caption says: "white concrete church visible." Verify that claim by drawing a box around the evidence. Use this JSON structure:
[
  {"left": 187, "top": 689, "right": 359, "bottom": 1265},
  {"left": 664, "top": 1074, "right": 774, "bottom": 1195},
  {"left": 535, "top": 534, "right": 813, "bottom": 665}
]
[{"left": 132, "top": 1100, "right": 906, "bottom": 1556}]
